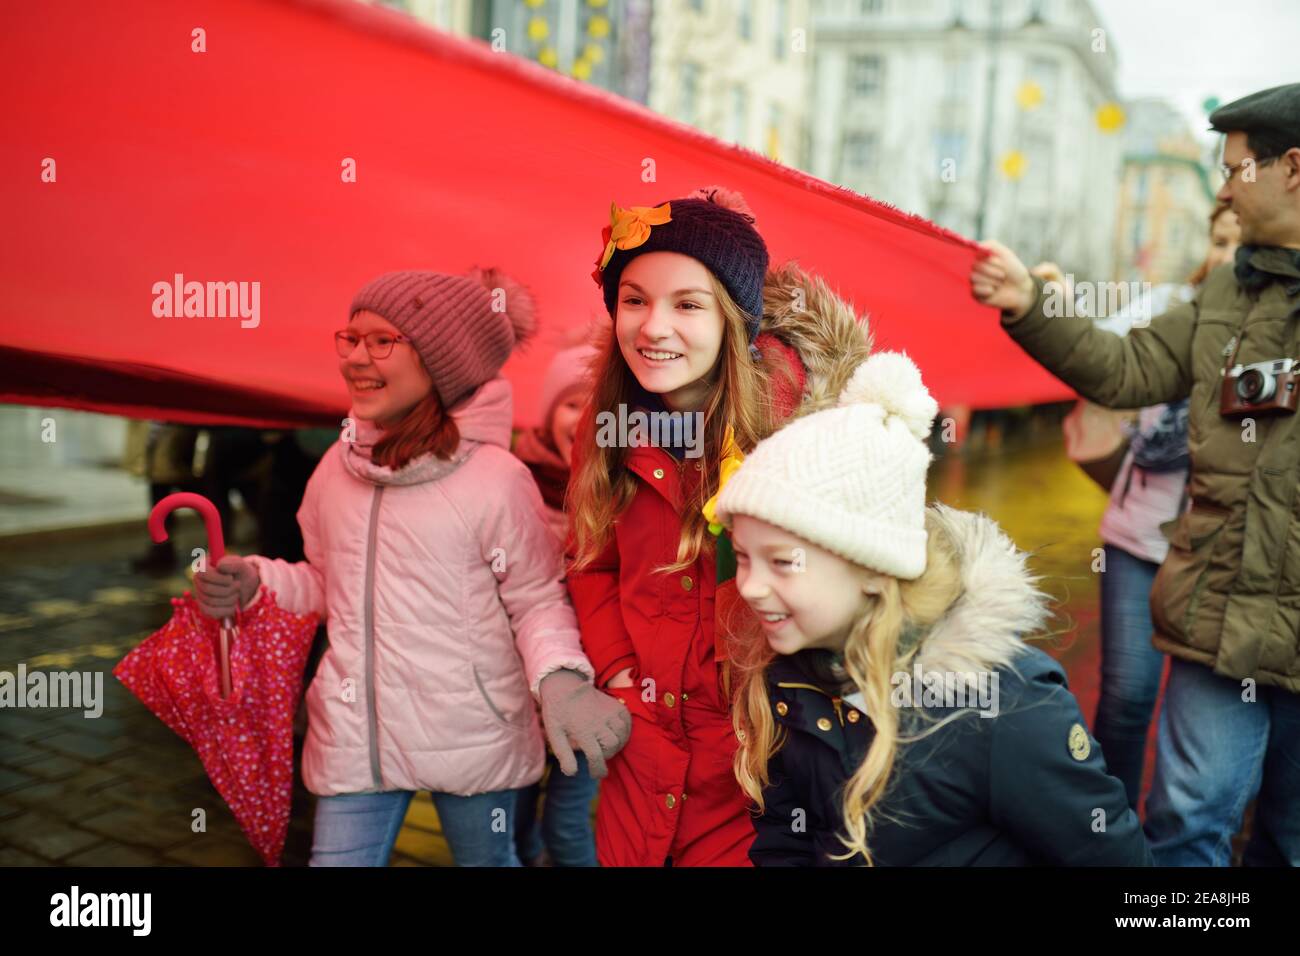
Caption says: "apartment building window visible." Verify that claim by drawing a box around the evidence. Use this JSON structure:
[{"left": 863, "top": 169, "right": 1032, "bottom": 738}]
[
  {"left": 728, "top": 86, "right": 749, "bottom": 144},
  {"left": 841, "top": 130, "right": 879, "bottom": 180},
  {"left": 680, "top": 61, "right": 700, "bottom": 126},
  {"left": 849, "top": 54, "right": 884, "bottom": 96},
  {"left": 774, "top": 0, "right": 788, "bottom": 60},
  {"left": 1023, "top": 129, "right": 1055, "bottom": 200},
  {"left": 738, "top": 0, "right": 753, "bottom": 40},
  {"left": 1026, "top": 56, "right": 1060, "bottom": 106},
  {"left": 934, "top": 129, "right": 967, "bottom": 172},
  {"left": 942, "top": 55, "right": 971, "bottom": 103}
]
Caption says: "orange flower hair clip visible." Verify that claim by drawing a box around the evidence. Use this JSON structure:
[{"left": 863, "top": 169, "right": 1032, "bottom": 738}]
[{"left": 590, "top": 201, "right": 673, "bottom": 287}]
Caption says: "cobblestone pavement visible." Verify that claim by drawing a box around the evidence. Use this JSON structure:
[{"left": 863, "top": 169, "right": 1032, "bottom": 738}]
[{"left": 1, "top": 437, "right": 1116, "bottom": 866}]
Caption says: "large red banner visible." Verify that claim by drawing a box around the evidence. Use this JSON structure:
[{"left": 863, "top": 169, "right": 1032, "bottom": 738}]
[{"left": 0, "top": 0, "right": 1071, "bottom": 428}]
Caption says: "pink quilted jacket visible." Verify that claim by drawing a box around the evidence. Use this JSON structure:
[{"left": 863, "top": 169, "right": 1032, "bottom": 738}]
[{"left": 242, "top": 377, "right": 594, "bottom": 797}]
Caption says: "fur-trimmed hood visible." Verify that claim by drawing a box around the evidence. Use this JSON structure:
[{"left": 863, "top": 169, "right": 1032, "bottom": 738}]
[
  {"left": 766, "top": 506, "right": 1053, "bottom": 705},
  {"left": 900, "top": 503, "right": 1053, "bottom": 695},
  {"left": 760, "top": 261, "right": 875, "bottom": 419}
]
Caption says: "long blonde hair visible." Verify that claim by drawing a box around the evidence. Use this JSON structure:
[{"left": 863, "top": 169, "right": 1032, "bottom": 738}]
[
  {"left": 568, "top": 272, "right": 776, "bottom": 573},
  {"left": 730, "top": 507, "right": 967, "bottom": 865}
]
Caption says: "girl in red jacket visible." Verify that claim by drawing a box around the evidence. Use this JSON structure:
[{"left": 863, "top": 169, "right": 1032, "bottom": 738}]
[{"left": 566, "top": 187, "right": 870, "bottom": 865}]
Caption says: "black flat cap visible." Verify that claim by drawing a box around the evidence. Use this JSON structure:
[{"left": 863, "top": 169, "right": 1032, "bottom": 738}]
[{"left": 1209, "top": 82, "right": 1300, "bottom": 150}]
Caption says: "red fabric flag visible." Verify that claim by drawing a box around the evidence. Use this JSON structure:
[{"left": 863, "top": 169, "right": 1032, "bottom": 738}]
[{"left": 0, "top": 0, "right": 1071, "bottom": 428}]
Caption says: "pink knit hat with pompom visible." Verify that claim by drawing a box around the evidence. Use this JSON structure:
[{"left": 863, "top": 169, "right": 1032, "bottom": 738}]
[{"left": 349, "top": 267, "right": 536, "bottom": 408}]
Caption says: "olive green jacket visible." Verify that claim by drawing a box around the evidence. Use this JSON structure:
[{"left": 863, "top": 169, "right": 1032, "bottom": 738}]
[{"left": 1001, "top": 248, "right": 1300, "bottom": 694}]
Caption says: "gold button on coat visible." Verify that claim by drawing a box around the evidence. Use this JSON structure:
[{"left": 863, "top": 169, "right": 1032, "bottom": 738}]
[
  {"left": 681, "top": 575, "right": 694, "bottom": 591},
  {"left": 817, "top": 717, "right": 833, "bottom": 731},
  {"left": 663, "top": 692, "right": 676, "bottom": 708},
  {"left": 653, "top": 468, "right": 665, "bottom": 479},
  {"left": 665, "top": 794, "right": 677, "bottom": 809},
  {"left": 846, "top": 709, "right": 861, "bottom": 723},
  {"left": 775, "top": 701, "right": 789, "bottom": 716}
]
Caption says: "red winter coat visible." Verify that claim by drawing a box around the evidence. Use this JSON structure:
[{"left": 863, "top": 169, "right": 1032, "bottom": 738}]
[{"left": 568, "top": 325, "right": 858, "bottom": 867}]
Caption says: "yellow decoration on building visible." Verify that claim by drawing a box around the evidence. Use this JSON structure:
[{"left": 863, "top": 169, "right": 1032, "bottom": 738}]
[
  {"left": 1000, "top": 150, "right": 1027, "bottom": 180},
  {"left": 587, "top": 0, "right": 609, "bottom": 7},
  {"left": 588, "top": 15, "right": 611, "bottom": 38},
  {"left": 1016, "top": 80, "right": 1044, "bottom": 110},
  {"left": 527, "top": 16, "right": 549, "bottom": 42},
  {"left": 572, "top": 57, "right": 592, "bottom": 80},
  {"left": 524, "top": 0, "right": 544, "bottom": 7},
  {"left": 537, "top": 46, "right": 558, "bottom": 68},
  {"left": 1096, "top": 102, "right": 1126, "bottom": 133},
  {"left": 584, "top": 42, "right": 605, "bottom": 64}
]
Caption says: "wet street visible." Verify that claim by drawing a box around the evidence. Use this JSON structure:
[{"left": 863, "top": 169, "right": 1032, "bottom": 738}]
[{"left": 0, "top": 427, "right": 1119, "bottom": 866}]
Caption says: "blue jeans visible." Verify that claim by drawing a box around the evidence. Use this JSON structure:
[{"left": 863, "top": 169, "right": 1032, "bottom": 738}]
[
  {"left": 1145, "top": 657, "right": 1300, "bottom": 866},
  {"left": 1094, "top": 544, "right": 1167, "bottom": 810},
  {"left": 309, "top": 788, "right": 525, "bottom": 867},
  {"left": 515, "top": 751, "right": 599, "bottom": 867}
]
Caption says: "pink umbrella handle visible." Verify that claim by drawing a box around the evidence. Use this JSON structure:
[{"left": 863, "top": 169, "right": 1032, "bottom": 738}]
[
  {"left": 149, "top": 492, "right": 235, "bottom": 698},
  {"left": 149, "top": 492, "right": 225, "bottom": 563}
]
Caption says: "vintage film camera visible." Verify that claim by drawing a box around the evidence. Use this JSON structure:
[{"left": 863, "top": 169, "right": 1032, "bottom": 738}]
[{"left": 1220, "top": 347, "right": 1300, "bottom": 417}]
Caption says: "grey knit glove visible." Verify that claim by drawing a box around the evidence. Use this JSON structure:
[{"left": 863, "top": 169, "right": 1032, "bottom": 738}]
[
  {"left": 538, "top": 668, "right": 632, "bottom": 779},
  {"left": 193, "top": 555, "right": 260, "bottom": 620}
]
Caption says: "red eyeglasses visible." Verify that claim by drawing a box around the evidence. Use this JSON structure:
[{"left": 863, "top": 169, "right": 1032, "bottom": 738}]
[{"left": 334, "top": 330, "right": 412, "bottom": 359}]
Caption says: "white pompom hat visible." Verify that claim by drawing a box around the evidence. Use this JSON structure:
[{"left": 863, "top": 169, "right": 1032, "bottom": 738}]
[{"left": 715, "top": 351, "right": 938, "bottom": 579}]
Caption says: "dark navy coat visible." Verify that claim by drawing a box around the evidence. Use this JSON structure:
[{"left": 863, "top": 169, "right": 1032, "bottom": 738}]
[{"left": 749, "top": 647, "right": 1153, "bottom": 866}]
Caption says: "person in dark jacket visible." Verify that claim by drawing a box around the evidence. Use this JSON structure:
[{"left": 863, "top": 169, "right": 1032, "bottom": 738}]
[
  {"left": 715, "top": 352, "right": 1152, "bottom": 866},
  {"left": 971, "top": 84, "right": 1300, "bottom": 865}
]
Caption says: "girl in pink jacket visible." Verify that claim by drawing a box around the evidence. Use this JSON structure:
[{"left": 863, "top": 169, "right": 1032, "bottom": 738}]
[{"left": 194, "top": 268, "right": 630, "bottom": 866}]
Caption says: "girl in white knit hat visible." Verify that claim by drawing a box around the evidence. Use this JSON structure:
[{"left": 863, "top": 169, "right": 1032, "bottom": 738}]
[{"left": 715, "top": 351, "right": 1152, "bottom": 866}]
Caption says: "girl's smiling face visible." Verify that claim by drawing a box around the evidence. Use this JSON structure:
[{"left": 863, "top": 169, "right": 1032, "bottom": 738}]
[
  {"left": 615, "top": 252, "right": 726, "bottom": 413},
  {"left": 731, "top": 514, "right": 884, "bottom": 656},
  {"left": 339, "top": 310, "right": 434, "bottom": 428}
]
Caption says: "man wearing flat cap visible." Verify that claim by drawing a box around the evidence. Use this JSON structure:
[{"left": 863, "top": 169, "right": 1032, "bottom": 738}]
[{"left": 970, "top": 83, "right": 1300, "bottom": 866}]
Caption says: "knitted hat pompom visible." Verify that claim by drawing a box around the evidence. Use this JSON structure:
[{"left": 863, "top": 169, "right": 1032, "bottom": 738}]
[
  {"left": 686, "top": 185, "right": 757, "bottom": 225},
  {"left": 838, "top": 351, "right": 939, "bottom": 442},
  {"left": 466, "top": 265, "right": 537, "bottom": 349}
]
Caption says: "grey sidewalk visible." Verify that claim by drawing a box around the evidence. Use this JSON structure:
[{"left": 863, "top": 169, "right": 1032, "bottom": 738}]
[{"left": 0, "top": 522, "right": 459, "bottom": 866}]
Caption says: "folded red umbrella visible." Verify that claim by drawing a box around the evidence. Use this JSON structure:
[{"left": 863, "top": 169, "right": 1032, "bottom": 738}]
[{"left": 114, "top": 494, "right": 319, "bottom": 866}]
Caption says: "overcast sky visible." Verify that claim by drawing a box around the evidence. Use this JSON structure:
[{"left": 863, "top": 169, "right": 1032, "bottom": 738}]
[{"left": 1092, "top": 0, "right": 1299, "bottom": 145}]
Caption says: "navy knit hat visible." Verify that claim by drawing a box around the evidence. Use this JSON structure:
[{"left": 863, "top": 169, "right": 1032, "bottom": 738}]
[{"left": 593, "top": 186, "right": 769, "bottom": 344}]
